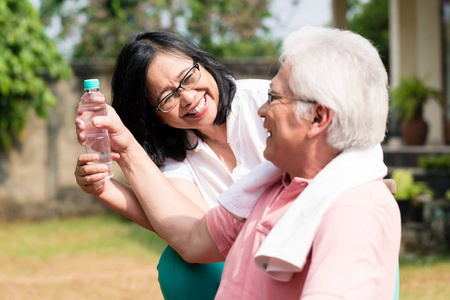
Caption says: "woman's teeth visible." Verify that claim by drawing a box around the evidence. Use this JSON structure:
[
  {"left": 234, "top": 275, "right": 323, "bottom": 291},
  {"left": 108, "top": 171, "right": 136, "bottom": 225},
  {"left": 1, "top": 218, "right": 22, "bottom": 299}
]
[{"left": 187, "top": 97, "right": 206, "bottom": 115}]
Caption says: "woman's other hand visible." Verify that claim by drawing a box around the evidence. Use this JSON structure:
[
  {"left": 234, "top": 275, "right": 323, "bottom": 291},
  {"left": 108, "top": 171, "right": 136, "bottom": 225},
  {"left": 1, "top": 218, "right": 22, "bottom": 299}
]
[{"left": 75, "top": 154, "right": 111, "bottom": 197}]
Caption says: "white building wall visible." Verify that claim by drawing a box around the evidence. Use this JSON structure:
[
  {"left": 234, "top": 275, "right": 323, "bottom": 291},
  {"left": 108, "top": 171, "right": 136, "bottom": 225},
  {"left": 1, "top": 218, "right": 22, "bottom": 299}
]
[{"left": 390, "top": 0, "right": 444, "bottom": 145}]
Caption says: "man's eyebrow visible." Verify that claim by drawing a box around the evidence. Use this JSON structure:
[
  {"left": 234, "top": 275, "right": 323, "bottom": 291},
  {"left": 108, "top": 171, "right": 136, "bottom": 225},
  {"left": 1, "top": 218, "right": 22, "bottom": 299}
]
[{"left": 156, "top": 65, "right": 192, "bottom": 101}]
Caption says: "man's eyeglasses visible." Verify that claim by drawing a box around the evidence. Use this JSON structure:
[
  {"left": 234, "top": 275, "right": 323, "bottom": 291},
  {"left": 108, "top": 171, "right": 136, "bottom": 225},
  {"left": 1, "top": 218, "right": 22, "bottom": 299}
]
[
  {"left": 267, "top": 89, "right": 317, "bottom": 105},
  {"left": 155, "top": 63, "right": 201, "bottom": 113}
]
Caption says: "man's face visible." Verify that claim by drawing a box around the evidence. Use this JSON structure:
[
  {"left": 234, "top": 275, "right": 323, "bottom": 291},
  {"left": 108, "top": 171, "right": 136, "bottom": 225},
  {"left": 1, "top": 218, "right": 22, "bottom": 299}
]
[{"left": 258, "top": 63, "right": 313, "bottom": 173}]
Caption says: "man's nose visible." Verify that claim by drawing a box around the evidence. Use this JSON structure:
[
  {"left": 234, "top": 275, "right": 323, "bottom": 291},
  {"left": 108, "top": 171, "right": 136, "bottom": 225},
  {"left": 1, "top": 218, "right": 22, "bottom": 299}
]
[{"left": 258, "top": 101, "right": 268, "bottom": 117}]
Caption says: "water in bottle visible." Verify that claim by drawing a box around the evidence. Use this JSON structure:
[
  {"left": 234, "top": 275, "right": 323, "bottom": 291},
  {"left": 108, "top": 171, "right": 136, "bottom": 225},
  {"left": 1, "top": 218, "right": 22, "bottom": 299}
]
[{"left": 80, "top": 79, "right": 113, "bottom": 179}]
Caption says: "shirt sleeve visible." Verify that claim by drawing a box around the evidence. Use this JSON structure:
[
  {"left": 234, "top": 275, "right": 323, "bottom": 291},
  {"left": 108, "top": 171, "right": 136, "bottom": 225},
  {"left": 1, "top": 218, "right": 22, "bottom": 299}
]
[
  {"left": 301, "top": 183, "right": 400, "bottom": 299},
  {"left": 206, "top": 205, "right": 244, "bottom": 258}
]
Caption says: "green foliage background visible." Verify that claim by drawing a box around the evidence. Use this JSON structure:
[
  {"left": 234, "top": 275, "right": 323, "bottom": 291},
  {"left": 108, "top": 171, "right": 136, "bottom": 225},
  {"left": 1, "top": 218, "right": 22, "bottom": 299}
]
[
  {"left": 0, "top": 0, "right": 390, "bottom": 152},
  {"left": 40, "top": 0, "right": 280, "bottom": 61},
  {"left": 0, "top": 0, "right": 72, "bottom": 151},
  {"left": 348, "top": 0, "right": 389, "bottom": 75}
]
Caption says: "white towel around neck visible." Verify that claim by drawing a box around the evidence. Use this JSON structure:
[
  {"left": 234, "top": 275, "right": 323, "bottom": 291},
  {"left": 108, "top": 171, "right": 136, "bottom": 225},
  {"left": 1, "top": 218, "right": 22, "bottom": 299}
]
[{"left": 218, "top": 144, "right": 387, "bottom": 282}]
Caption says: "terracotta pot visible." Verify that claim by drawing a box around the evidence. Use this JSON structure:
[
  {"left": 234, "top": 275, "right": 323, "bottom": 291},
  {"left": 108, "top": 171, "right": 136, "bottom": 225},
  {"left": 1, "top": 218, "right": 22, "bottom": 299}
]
[{"left": 400, "top": 116, "right": 428, "bottom": 145}]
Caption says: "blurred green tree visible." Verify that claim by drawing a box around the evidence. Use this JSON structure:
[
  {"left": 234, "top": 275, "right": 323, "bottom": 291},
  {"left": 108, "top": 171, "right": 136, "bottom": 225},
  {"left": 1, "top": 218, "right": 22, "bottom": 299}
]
[
  {"left": 186, "top": 0, "right": 279, "bottom": 57},
  {"left": 0, "top": 0, "right": 72, "bottom": 151},
  {"left": 40, "top": 0, "right": 280, "bottom": 60},
  {"left": 348, "top": 0, "right": 389, "bottom": 75}
]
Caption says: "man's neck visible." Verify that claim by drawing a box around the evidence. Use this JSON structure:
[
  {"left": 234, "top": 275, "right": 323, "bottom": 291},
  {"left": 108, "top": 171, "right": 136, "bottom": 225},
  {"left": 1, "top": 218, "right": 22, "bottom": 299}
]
[{"left": 287, "top": 142, "right": 339, "bottom": 180}]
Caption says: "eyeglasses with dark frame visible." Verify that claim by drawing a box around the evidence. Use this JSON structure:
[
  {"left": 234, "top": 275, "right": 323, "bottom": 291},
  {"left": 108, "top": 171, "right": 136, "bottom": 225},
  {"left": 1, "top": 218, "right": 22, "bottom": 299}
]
[
  {"left": 267, "top": 89, "right": 317, "bottom": 105},
  {"left": 155, "top": 63, "right": 201, "bottom": 113}
]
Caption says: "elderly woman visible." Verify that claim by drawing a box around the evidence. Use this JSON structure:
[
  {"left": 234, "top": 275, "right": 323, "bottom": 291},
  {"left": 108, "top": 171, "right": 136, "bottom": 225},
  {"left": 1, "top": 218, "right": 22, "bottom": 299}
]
[{"left": 75, "top": 31, "right": 269, "bottom": 299}]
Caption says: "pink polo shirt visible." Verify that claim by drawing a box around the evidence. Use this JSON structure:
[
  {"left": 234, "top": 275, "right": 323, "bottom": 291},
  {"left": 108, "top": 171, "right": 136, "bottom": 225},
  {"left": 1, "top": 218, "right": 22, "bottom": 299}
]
[{"left": 206, "top": 176, "right": 401, "bottom": 299}]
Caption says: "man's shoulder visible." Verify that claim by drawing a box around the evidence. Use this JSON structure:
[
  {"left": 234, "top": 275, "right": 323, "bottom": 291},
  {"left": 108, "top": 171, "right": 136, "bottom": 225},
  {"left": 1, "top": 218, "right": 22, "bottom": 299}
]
[{"left": 327, "top": 180, "right": 400, "bottom": 222}]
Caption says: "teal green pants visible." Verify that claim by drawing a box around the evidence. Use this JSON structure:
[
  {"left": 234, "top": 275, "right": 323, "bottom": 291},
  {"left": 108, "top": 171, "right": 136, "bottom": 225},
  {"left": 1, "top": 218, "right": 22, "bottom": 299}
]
[
  {"left": 157, "top": 246, "right": 225, "bottom": 300},
  {"left": 394, "top": 262, "right": 400, "bottom": 300}
]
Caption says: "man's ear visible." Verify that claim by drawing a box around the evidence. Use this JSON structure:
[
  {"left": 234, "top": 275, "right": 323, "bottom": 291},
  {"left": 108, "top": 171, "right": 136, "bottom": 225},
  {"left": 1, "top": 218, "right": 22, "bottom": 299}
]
[{"left": 307, "top": 104, "right": 332, "bottom": 138}]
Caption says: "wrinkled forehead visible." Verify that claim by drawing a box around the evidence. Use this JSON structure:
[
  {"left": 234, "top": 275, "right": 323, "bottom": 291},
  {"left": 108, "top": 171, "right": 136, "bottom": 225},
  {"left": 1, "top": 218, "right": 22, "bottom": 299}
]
[{"left": 270, "top": 61, "right": 294, "bottom": 94}]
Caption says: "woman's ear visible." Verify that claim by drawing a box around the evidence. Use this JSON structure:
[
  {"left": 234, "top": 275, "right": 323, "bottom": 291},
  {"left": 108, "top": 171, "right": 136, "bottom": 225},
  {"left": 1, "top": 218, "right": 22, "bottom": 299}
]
[{"left": 307, "top": 104, "right": 332, "bottom": 138}]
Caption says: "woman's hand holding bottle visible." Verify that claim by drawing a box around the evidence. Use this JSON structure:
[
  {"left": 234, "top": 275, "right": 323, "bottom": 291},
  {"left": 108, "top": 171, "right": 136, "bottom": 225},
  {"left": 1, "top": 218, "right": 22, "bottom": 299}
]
[{"left": 75, "top": 104, "right": 137, "bottom": 196}]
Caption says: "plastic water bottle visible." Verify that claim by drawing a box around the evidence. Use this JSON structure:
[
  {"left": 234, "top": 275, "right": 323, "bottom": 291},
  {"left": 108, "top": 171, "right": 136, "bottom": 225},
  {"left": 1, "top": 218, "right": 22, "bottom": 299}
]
[{"left": 80, "top": 79, "right": 113, "bottom": 179}]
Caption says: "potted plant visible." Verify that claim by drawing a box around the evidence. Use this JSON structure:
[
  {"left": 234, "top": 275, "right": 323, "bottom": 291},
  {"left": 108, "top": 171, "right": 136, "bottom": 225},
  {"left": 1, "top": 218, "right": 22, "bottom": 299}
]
[
  {"left": 390, "top": 76, "right": 444, "bottom": 145},
  {"left": 419, "top": 154, "right": 450, "bottom": 171},
  {"left": 418, "top": 154, "right": 450, "bottom": 199},
  {"left": 391, "top": 169, "right": 434, "bottom": 223}
]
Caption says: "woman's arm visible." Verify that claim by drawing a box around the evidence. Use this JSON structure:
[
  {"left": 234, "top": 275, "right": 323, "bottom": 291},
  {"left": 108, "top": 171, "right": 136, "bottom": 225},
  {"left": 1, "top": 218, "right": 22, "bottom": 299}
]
[
  {"left": 75, "top": 154, "right": 209, "bottom": 231},
  {"left": 117, "top": 139, "right": 223, "bottom": 263},
  {"left": 75, "top": 105, "right": 222, "bottom": 262},
  {"left": 75, "top": 101, "right": 209, "bottom": 231},
  {"left": 75, "top": 154, "right": 154, "bottom": 230}
]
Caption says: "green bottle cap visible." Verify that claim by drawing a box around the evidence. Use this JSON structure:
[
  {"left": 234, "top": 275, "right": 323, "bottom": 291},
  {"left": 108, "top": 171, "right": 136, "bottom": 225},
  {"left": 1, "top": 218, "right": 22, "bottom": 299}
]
[{"left": 84, "top": 79, "right": 100, "bottom": 89}]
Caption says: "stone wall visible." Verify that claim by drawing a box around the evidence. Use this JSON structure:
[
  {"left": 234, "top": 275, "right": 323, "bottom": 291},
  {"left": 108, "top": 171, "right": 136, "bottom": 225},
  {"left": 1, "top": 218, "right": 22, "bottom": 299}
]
[{"left": 0, "top": 59, "right": 277, "bottom": 221}]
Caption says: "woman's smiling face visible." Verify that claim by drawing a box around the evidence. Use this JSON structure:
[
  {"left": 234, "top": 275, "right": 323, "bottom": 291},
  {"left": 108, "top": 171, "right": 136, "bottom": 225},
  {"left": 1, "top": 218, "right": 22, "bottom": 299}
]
[{"left": 146, "top": 53, "right": 220, "bottom": 131}]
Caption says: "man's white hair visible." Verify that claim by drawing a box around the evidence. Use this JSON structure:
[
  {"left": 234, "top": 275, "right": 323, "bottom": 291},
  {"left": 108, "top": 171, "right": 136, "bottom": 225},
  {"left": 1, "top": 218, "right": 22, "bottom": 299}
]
[{"left": 280, "top": 26, "right": 389, "bottom": 150}]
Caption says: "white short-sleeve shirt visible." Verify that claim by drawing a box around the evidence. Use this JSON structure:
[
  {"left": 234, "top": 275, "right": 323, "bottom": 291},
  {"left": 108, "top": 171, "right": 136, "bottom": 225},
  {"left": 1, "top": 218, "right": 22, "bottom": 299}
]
[{"left": 162, "top": 79, "right": 270, "bottom": 208}]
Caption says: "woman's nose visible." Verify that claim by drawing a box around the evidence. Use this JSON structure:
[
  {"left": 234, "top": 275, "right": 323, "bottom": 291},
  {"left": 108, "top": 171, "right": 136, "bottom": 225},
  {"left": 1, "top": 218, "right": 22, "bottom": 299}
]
[{"left": 179, "top": 89, "right": 197, "bottom": 107}]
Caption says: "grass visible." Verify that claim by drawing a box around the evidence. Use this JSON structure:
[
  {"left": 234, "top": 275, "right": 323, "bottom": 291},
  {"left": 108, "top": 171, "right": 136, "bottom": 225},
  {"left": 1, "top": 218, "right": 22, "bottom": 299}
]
[
  {"left": 1, "top": 215, "right": 450, "bottom": 299},
  {"left": 399, "top": 254, "right": 450, "bottom": 299},
  {"left": 0, "top": 214, "right": 167, "bottom": 300}
]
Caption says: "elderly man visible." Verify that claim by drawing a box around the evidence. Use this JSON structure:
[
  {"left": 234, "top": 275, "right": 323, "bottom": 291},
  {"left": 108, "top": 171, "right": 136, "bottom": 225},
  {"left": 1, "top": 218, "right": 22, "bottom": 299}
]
[
  {"left": 203, "top": 26, "right": 401, "bottom": 298},
  {"left": 201, "top": 27, "right": 400, "bottom": 298},
  {"left": 87, "top": 26, "right": 401, "bottom": 298}
]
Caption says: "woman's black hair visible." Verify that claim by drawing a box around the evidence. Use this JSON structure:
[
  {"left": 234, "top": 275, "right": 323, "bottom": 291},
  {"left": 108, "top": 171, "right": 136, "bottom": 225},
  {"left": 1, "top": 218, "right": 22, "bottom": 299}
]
[{"left": 111, "top": 31, "right": 236, "bottom": 168}]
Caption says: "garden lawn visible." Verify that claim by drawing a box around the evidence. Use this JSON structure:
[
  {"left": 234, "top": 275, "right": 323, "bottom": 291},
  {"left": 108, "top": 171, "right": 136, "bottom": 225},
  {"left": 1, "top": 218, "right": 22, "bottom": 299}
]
[
  {"left": 399, "top": 254, "right": 450, "bottom": 299},
  {"left": 0, "top": 215, "right": 167, "bottom": 300},
  {"left": 1, "top": 215, "right": 449, "bottom": 299}
]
